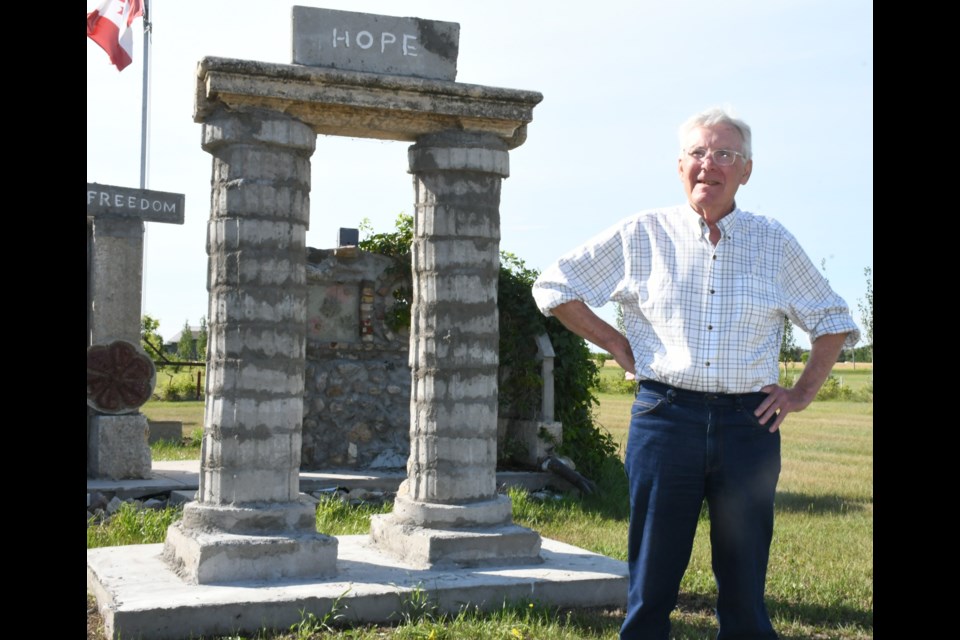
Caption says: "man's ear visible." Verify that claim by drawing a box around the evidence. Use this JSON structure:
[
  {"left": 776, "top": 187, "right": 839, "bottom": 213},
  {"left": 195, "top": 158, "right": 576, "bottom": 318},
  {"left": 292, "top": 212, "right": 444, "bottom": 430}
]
[{"left": 740, "top": 158, "right": 753, "bottom": 185}]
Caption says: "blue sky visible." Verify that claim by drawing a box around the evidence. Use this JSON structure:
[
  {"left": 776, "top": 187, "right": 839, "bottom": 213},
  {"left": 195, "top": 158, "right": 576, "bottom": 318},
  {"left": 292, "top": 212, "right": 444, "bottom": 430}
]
[{"left": 87, "top": 0, "right": 872, "bottom": 348}]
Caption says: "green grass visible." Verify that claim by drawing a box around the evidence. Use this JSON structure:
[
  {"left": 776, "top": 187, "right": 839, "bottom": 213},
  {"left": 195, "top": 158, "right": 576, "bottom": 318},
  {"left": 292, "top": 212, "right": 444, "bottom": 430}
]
[
  {"left": 142, "top": 399, "right": 204, "bottom": 430},
  {"left": 92, "top": 373, "right": 873, "bottom": 639},
  {"left": 142, "top": 400, "right": 204, "bottom": 460},
  {"left": 588, "top": 393, "right": 872, "bottom": 639},
  {"left": 87, "top": 501, "right": 184, "bottom": 549}
]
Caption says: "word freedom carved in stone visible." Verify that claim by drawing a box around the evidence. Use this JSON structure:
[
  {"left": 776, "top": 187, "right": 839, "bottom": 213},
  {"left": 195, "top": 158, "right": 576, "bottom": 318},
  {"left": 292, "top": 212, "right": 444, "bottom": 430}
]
[{"left": 86, "top": 183, "right": 185, "bottom": 224}]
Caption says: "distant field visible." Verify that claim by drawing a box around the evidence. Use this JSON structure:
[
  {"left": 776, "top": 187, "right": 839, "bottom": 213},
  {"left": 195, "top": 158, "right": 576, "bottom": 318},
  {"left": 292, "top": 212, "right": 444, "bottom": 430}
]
[
  {"left": 599, "top": 360, "right": 873, "bottom": 392},
  {"left": 142, "top": 400, "right": 204, "bottom": 438}
]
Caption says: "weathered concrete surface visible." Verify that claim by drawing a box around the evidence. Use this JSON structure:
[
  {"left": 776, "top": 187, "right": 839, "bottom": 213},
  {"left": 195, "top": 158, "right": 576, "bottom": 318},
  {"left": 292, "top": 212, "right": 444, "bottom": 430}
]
[
  {"left": 163, "top": 520, "right": 338, "bottom": 585},
  {"left": 88, "top": 218, "right": 146, "bottom": 347},
  {"left": 369, "top": 516, "right": 543, "bottom": 569},
  {"left": 292, "top": 6, "right": 460, "bottom": 81},
  {"left": 87, "top": 414, "right": 151, "bottom": 480},
  {"left": 368, "top": 130, "right": 542, "bottom": 568},
  {"left": 195, "top": 57, "right": 542, "bottom": 148},
  {"left": 88, "top": 535, "right": 627, "bottom": 640},
  {"left": 164, "top": 109, "right": 332, "bottom": 583}
]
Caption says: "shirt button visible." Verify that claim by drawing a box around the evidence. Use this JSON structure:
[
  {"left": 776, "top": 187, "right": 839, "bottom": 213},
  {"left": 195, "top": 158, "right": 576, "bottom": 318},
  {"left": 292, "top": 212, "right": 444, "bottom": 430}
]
[
  {"left": 709, "top": 289, "right": 715, "bottom": 294},
  {"left": 705, "top": 362, "right": 711, "bottom": 367},
  {"left": 708, "top": 325, "right": 713, "bottom": 330},
  {"left": 712, "top": 255, "right": 717, "bottom": 260}
]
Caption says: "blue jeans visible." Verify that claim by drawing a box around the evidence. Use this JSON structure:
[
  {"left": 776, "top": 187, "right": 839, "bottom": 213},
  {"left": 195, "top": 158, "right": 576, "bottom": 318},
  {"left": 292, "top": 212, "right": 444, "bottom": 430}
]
[{"left": 619, "top": 381, "right": 781, "bottom": 640}]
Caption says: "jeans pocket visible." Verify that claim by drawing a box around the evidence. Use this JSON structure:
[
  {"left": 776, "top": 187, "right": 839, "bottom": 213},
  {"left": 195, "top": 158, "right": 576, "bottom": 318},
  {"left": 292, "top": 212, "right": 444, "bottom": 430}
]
[
  {"left": 739, "top": 393, "right": 771, "bottom": 429},
  {"left": 631, "top": 390, "right": 669, "bottom": 418}
]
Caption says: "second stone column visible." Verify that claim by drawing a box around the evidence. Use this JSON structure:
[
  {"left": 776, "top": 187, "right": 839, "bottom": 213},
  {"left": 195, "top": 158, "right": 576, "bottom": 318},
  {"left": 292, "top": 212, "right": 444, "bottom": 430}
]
[{"left": 370, "top": 131, "right": 542, "bottom": 568}]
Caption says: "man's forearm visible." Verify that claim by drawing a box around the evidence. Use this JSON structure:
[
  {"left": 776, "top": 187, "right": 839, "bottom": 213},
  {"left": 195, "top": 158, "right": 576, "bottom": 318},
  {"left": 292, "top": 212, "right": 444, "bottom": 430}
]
[
  {"left": 794, "top": 332, "right": 849, "bottom": 404},
  {"left": 550, "top": 300, "right": 635, "bottom": 373}
]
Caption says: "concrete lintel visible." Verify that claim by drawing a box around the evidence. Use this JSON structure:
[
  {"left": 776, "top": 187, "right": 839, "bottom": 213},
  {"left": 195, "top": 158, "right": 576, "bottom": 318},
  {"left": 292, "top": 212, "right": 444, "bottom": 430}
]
[{"left": 195, "top": 57, "right": 542, "bottom": 149}]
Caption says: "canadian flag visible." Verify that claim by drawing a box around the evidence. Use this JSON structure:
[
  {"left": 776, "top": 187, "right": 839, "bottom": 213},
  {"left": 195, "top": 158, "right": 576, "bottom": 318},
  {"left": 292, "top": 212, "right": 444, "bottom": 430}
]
[{"left": 86, "top": 0, "right": 144, "bottom": 71}]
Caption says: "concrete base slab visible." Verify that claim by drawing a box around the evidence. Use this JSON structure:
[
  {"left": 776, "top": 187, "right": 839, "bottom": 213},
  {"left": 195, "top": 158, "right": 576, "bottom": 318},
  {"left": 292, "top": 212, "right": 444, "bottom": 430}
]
[{"left": 87, "top": 535, "right": 627, "bottom": 640}]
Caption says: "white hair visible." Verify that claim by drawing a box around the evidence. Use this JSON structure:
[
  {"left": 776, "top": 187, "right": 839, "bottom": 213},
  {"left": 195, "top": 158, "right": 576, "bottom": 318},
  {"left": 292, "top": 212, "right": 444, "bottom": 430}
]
[{"left": 678, "top": 107, "right": 752, "bottom": 160}]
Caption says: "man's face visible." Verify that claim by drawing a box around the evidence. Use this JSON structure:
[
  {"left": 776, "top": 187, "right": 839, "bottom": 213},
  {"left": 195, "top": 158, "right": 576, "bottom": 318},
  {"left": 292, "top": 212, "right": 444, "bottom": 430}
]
[{"left": 678, "top": 124, "right": 753, "bottom": 222}]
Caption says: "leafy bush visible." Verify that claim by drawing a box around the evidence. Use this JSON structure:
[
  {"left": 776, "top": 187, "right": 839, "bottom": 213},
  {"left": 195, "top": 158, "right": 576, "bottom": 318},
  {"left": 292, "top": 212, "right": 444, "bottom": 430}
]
[
  {"left": 780, "top": 370, "right": 873, "bottom": 403},
  {"left": 158, "top": 371, "right": 201, "bottom": 401},
  {"left": 595, "top": 375, "right": 637, "bottom": 395},
  {"left": 496, "top": 252, "right": 618, "bottom": 477}
]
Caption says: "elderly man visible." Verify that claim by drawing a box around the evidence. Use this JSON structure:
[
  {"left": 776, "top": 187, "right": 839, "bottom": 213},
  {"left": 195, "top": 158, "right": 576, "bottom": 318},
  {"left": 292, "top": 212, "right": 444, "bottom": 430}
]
[{"left": 532, "top": 107, "right": 859, "bottom": 640}]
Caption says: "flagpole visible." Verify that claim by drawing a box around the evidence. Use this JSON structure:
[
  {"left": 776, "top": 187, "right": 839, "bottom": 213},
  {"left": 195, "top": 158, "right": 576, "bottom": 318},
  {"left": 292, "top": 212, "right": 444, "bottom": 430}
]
[
  {"left": 140, "top": 0, "right": 151, "bottom": 319},
  {"left": 139, "top": 0, "right": 151, "bottom": 190}
]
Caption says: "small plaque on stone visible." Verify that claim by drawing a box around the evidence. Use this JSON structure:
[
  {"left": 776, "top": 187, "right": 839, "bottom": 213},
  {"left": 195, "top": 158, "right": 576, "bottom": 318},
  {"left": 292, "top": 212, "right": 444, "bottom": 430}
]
[{"left": 292, "top": 6, "right": 459, "bottom": 81}]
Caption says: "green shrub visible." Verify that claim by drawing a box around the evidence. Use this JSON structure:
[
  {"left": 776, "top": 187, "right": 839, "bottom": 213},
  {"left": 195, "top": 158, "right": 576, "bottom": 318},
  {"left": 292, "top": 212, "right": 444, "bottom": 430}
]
[
  {"left": 854, "top": 377, "right": 874, "bottom": 402},
  {"left": 595, "top": 375, "right": 637, "bottom": 395},
  {"left": 815, "top": 374, "right": 856, "bottom": 401},
  {"left": 159, "top": 375, "right": 199, "bottom": 401}
]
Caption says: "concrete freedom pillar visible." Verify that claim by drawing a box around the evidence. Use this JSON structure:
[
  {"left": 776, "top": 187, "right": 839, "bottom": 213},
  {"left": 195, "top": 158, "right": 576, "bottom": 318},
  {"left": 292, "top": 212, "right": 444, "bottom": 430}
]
[
  {"left": 369, "top": 131, "right": 542, "bottom": 568},
  {"left": 163, "top": 109, "right": 337, "bottom": 584},
  {"left": 87, "top": 184, "right": 184, "bottom": 480}
]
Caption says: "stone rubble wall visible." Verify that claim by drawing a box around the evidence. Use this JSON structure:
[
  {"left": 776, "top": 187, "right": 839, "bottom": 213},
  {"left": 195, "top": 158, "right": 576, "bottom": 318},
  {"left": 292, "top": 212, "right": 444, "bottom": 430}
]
[
  {"left": 302, "top": 246, "right": 555, "bottom": 471},
  {"left": 302, "top": 247, "right": 411, "bottom": 470}
]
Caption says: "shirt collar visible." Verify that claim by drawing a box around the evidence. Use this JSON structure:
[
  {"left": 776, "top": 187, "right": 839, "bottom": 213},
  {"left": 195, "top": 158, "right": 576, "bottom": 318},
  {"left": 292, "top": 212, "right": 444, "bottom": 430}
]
[{"left": 685, "top": 203, "right": 742, "bottom": 241}]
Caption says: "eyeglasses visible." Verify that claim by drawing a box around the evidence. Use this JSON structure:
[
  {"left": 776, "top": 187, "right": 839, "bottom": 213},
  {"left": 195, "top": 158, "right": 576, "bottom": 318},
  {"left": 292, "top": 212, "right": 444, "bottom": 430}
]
[{"left": 686, "top": 147, "right": 746, "bottom": 166}]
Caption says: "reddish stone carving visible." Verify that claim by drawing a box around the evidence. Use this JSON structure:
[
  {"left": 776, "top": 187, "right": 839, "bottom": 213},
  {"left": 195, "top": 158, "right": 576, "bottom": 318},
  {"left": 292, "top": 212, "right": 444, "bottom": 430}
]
[{"left": 87, "top": 340, "right": 156, "bottom": 414}]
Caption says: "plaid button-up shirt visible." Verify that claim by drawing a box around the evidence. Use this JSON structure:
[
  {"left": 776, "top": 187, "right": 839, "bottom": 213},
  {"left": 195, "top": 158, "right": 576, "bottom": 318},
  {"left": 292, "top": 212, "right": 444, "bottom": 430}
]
[{"left": 532, "top": 205, "right": 860, "bottom": 393}]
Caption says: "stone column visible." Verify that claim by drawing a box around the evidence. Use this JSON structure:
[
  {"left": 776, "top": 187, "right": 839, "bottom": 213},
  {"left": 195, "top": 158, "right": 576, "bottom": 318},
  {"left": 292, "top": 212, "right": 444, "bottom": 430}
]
[
  {"left": 87, "top": 217, "right": 152, "bottom": 479},
  {"left": 370, "top": 131, "right": 541, "bottom": 568},
  {"left": 163, "top": 109, "right": 337, "bottom": 584},
  {"left": 88, "top": 218, "right": 145, "bottom": 347}
]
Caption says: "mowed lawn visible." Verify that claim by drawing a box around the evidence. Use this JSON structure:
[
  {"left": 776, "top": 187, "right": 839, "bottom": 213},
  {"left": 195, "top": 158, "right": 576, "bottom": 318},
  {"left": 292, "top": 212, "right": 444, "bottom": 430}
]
[
  {"left": 133, "top": 363, "right": 873, "bottom": 638},
  {"left": 592, "top": 362, "right": 873, "bottom": 638}
]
